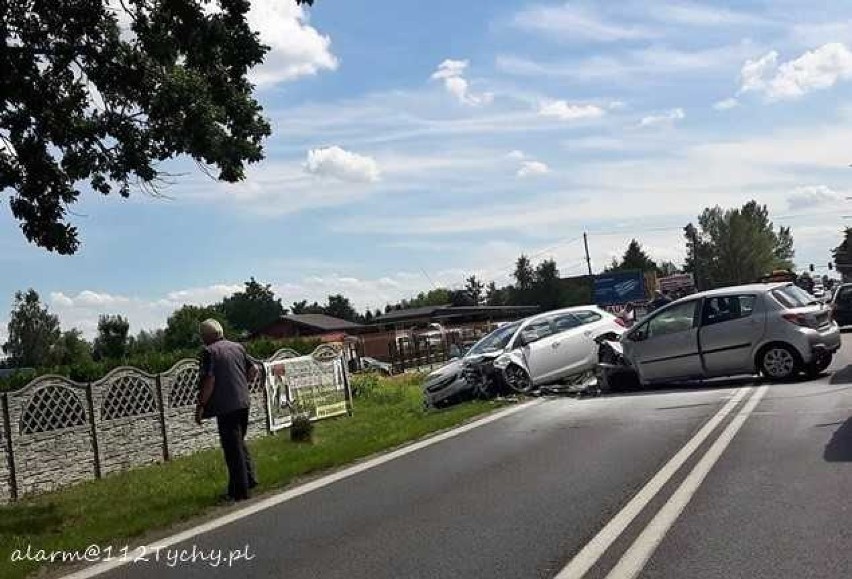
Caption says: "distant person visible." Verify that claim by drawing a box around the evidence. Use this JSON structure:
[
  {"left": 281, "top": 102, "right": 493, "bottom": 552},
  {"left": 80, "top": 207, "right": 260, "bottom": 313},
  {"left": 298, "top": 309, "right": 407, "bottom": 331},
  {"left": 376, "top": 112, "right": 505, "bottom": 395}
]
[
  {"left": 196, "top": 319, "right": 258, "bottom": 503},
  {"left": 618, "top": 303, "right": 636, "bottom": 327},
  {"left": 649, "top": 290, "right": 672, "bottom": 312}
]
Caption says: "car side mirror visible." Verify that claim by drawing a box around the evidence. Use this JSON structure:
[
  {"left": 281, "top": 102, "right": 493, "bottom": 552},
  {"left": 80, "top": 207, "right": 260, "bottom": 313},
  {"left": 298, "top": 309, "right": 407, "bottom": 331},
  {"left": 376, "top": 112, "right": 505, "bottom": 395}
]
[
  {"left": 519, "top": 330, "right": 540, "bottom": 346},
  {"left": 629, "top": 328, "right": 647, "bottom": 342}
]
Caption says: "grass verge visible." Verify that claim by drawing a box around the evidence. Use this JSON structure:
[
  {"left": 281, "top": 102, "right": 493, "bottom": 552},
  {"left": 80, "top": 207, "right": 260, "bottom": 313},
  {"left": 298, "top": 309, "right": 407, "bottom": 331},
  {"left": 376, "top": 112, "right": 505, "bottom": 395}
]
[{"left": 0, "top": 373, "right": 506, "bottom": 579}]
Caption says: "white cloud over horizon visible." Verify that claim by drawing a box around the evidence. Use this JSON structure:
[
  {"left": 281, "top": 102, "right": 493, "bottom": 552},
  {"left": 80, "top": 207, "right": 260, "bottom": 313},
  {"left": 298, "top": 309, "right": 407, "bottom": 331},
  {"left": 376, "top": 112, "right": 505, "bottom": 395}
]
[
  {"left": 539, "top": 100, "right": 607, "bottom": 120},
  {"left": 431, "top": 59, "right": 494, "bottom": 106},
  {"left": 517, "top": 160, "right": 550, "bottom": 178},
  {"left": 247, "top": 0, "right": 338, "bottom": 85},
  {"left": 739, "top": 43, "right": 852, "bottom": 100},
  {"left": 638, "top": 108, "right": 685, "bottom": 127},
  {"left": 304, "top": 146, "right": 381, "bottom": 182}
]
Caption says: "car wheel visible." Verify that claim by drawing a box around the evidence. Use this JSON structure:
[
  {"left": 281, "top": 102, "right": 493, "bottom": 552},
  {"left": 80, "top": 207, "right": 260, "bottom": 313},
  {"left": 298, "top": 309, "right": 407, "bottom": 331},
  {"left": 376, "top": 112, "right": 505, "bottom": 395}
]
[
  {"left": 504, "top": 364, "right": 534, "bottom": 394},
  {"left": 760, "top": 345, "right": 800, "bottom": 381}
]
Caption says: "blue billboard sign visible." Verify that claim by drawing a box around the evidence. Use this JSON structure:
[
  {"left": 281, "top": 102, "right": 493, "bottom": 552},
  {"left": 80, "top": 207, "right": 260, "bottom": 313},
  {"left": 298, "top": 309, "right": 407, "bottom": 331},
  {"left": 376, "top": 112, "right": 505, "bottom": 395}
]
[{"left": 593, "top": 270, "right": 646, "bottom": 305}]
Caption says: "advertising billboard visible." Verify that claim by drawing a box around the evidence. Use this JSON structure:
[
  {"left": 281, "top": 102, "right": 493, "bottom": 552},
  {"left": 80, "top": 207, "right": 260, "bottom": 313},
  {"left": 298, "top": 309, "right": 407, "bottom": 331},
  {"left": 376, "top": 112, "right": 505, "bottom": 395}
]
[{"left": 593, "top": 270, "right": 647, "bottom": 305}]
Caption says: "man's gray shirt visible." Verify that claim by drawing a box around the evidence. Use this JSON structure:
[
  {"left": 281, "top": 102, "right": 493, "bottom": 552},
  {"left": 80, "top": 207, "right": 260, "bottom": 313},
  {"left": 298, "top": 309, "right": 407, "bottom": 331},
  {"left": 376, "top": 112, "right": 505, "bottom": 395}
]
[{"left": 199, "top": 339, "right": 253, "bottom": 418}]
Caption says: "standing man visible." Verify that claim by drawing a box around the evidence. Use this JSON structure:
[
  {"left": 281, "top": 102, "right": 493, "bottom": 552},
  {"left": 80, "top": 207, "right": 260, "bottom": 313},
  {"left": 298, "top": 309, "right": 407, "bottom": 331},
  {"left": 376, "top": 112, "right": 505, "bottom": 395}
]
[{"left": 195, "top": 319, "right": 258, "bottom": 502}]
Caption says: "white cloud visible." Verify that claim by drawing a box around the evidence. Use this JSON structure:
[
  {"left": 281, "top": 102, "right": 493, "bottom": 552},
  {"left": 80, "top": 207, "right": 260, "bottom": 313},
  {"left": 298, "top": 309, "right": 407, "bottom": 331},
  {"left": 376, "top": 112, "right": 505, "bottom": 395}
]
[
  {"left": 431, "top": 59, "right": 494, "bottom": 106},
  {"left": 739, "top": 44, "right": 852, "bottom": 100},
  {"left": 787, "top": 185, "right": 847, "bottom": 210},
  {"left": 539, "top": 100, "right": 606, "bottom": 121},
  {"left": 304, "top": 146, "right": 381, "bottom": 182},
  {"left": 517, "top": 160, "right": 550, "bottom": 178},
  {"left": 246, "top": 0, "right": 338, "bottom": 85},
  {"left": 506, "top": 149, "right": 526, "bottom": 160},
  {"left": 651, "top": 2, "right": 767, "bottom": 26},
  {"left": 713, "top": 97, "right": 739, "bottom": 110},
  {"left": 638, "top": 108, "right": 685, "bottom": 127},
  {"left": 512, "top": 3, "right": 656, "bottom": 42}
]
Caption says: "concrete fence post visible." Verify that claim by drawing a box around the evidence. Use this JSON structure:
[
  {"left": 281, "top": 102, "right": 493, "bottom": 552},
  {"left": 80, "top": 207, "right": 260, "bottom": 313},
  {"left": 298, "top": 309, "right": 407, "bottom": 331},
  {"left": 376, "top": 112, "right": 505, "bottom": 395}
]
[
  {"left": 85, "top": 383, "right": 102, "bottom": 479},
  {"left": 1, "top": 393, "right": 17, "bottom": 501},
  {"left": 155, "top": 373, "right": 170, "bottom": 461}
]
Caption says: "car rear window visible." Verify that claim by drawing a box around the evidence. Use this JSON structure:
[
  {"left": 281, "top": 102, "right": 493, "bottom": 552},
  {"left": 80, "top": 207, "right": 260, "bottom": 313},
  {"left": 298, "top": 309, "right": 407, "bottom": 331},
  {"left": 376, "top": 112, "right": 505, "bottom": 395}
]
[
  {"left": 771, "top": 285, "right": 813, "bottom": 308},
  {"left": 836, "top": 286, "right": 852, "bottom": 304}
]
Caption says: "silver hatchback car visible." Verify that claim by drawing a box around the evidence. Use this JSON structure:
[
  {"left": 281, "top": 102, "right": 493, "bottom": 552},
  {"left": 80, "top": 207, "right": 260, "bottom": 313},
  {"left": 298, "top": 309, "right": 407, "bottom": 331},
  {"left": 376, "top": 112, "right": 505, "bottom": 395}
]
[{"left": 622, "top": 283, "right": 841, "bottom": 384}]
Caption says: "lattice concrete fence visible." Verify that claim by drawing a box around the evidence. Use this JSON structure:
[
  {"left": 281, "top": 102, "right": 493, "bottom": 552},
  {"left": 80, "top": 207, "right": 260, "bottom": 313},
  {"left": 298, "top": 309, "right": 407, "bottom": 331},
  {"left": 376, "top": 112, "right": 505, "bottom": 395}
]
[{"left": 0, "top": 347, "right": 309, "bottom": 503}]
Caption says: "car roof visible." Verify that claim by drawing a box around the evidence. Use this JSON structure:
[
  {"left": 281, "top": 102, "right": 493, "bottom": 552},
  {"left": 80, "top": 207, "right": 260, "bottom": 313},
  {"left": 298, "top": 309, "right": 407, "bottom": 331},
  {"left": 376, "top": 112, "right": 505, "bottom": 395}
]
[
  {"left": 680, "top": 282, "right": 788, "bottom": 300},
  {"left": 523, "top": 305, "right": 605, "bottom": 323}
]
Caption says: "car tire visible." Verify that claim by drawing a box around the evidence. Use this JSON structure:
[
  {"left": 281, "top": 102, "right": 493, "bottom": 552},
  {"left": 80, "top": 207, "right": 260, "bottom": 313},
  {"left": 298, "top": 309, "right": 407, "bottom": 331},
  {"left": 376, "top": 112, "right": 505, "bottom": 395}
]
[
  {"left": 759, "top": 344, "right": 801, "bottom": 381},
  {"left": 504, "top": 364, "right": 534, "bottom": 394},
  {"left": 805, "top": 352, "right": 832, "bottom": 379}
]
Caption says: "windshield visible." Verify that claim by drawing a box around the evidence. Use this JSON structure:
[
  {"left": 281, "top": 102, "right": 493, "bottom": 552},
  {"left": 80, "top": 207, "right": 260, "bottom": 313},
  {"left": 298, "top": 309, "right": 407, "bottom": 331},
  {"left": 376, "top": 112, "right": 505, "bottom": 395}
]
[
  {"left": 772, "top": 284, "right": 818, "bottom": 308},
  {"left": 465, "top": 322, "right": 521, "bottom": 356}
]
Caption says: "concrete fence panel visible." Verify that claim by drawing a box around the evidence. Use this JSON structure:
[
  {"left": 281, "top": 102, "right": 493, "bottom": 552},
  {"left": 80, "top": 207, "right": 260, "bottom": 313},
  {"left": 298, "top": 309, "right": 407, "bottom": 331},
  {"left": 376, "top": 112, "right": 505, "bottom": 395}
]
[
  {"left": 7, "top": 376, "right": 97, "bottom": 497},
  {"left": 91, "top": 368, "right": 164, "bottom": 476},
  {"left": 161, "top": 360, "right": 219, "bottom": 459}
]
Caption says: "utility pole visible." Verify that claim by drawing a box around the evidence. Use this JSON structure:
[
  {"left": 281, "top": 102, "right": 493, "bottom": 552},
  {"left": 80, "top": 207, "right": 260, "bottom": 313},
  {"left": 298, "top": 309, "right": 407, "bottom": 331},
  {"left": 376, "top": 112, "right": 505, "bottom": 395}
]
[
  {"left": 583, "top": 232, "right": 593, "bottom": 276},
  {"left": 690, "top": 227, "right": 701, "bottom": 291}
]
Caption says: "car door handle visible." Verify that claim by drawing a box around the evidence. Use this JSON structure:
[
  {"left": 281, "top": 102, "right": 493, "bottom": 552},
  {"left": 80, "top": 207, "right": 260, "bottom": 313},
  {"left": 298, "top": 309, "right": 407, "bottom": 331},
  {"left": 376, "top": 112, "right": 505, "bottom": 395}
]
[
  {"left": 584, "top": 330, "right": 592, "bottom": 337},
  {"left": 552, "top": 341, "right": 561, "bottom": 348}
]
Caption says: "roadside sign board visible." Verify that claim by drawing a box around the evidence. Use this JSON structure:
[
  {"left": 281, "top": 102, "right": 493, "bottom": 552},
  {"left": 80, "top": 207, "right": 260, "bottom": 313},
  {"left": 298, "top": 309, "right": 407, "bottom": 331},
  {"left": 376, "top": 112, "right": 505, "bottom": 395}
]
[
  {"left": 263, "top": 348, "right": 351, "bottom": 431},
  {"left": 658, "top": 273, "right": 695, "bottom": 293},
  {"left": 593, "top": 270, "right": 647, "bottom": 305}
]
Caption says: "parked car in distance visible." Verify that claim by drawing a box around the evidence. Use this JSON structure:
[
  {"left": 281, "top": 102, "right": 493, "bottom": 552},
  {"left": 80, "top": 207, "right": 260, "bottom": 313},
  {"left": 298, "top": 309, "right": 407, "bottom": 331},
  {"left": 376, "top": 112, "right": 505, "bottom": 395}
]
[
  {"left": 621, "top": 283, "right": 840, "bottom": 385},
  {"left": 830, "top": 283, "right": 852, "bottom": 327},
  {"left": 463, "top": 306, "right": 627, "bottom": 394},
  {"left": 360, "top": 356, "right": 393, "bottom": 375}
]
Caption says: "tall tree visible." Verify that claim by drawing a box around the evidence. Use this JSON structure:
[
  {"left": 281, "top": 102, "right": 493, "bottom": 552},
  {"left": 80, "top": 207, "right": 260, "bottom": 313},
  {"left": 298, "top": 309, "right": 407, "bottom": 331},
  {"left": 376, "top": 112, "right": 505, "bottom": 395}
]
[
  {"left": 1, "top": 0, "right": 315, "bottom": 254},
  {"left": 128, "top": 329, "right": 166, "bottom": 356},
  {"left": 222, "top": 278, "right": 285, "bottom": 334},
  {"left": 3, "top": 289, "right": 60, "bottom": 367},
  {"left": 93, "top": 314, "right": 130, "bottom": 360},
  {"left": 613, "top": 239, "right": 658, "bottom": 272},
  {"left": 51, "top": 328, "right": 93, "bottom": 367},
  {"left": 164, "top": 304, "right": 232, "bottom": 351},
  {"left": 684, "top": 201, "right": 795, "bottom": 288},
  {"left": 464, "top": 275, "right": 485, "bottom": 306},
  {"left": 291, "top": 300, "right": 324, "bottom": 315},
  {"left": 832, "top": 228, "right": 852, "bottom": 282},
  {"left": 485, "top": 281, "right": 508, "bottom": 306},
  {"left": 324, "top": 294, "right": 359, "bottom": 322},
  {"left": 657, "top": 260, "right": 679, "bottom": 277},
  {"left": 532, "top": 259, "right": 564, "bottom": 311},
  {"left": 513, "top": 255, "right": 535, "bottom": 291}
]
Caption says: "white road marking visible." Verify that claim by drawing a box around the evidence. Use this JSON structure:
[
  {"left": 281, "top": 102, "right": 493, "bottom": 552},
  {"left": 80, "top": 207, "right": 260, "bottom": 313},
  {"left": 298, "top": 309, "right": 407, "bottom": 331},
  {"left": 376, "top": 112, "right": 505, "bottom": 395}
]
[
  {"left": 555, "top": 387, "right": 752, "bottom": 579},
  {"left": 605, "top": 384, "right": 769, "bottom": 579},
  {"left": 59, "top": 399, "right": 544, "bottom": 579}
]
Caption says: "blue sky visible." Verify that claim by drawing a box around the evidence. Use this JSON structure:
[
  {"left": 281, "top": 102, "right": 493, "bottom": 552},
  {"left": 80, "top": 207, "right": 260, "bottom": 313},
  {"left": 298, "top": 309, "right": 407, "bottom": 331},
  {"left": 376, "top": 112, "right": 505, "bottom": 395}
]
[{"left": 4, "top": 0, "right": 852, "bottom": 339}]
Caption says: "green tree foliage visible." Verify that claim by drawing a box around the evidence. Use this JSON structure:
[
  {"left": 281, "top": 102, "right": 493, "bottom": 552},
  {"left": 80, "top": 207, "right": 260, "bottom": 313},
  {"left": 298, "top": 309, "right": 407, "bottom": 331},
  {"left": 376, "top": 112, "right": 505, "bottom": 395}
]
[
  {"left": 657, "top": 260, "right": 679, "bottom": 277},
  {"left": 485, "top": 281, "right": 510, "bottom": 306},
  {"left": 291, "top": 300, "right": 325, "bottom": 315},
  {"left": 51, "top": 328, "right": 93, "bottom": 367},
  {"left": 611, "top": 239, "right": 658, "bottom": 273},
  {"left": 513, "top": 255, "right": 535, "bottom": 291},
  {"left": 128, "top": 328, "right": 166, "bottom": 356},
  {"left": 0, "top": 0, "right": 315, "bottom": 254},
  {"left": 464, "top": 275, "right": 485, "bottom": 306},
  {"left": 93, "top": 314, "right": 130, "bottom": 360},
  {"left": 222, "top": 278, "right": 285, "bottom": 334},
  {"left": 684, "top": 201, "right": 795, "bottom": 288},
  {"left": 324, "top": 294, "right": 359, "bottom": 322},
  {"left": 164, "top": 304, "right": 232, "bottom": 351},
  {"left": 531, "top": 259, "right": 564, "bottom": 312},
  {"left": 3, "top": 289, "right": 60, "bottom": 367},
  {"left": 832, "top": 228, "right": 852, "bottom": 282}
]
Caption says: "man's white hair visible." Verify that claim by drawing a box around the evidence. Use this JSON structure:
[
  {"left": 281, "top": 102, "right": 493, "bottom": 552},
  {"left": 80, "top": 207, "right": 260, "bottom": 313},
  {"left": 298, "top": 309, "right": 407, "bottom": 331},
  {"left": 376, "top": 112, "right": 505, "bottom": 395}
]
[{"left": 199, "top": 318, "right": 224, "bottom": 339}]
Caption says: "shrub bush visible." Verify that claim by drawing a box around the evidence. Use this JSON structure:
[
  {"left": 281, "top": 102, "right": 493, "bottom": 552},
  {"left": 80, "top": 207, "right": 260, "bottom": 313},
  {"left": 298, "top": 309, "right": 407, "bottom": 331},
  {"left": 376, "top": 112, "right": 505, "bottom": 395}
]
[{"left": 290, "top": 415, "right": 314, "bottom": 443}]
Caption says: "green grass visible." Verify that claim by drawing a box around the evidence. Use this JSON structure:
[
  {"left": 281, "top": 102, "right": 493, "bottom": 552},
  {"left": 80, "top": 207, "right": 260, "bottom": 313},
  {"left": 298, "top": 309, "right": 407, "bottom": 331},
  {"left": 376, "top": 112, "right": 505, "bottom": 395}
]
[{"left": 0, "top": 374, "right": 505, "bottom": 579}]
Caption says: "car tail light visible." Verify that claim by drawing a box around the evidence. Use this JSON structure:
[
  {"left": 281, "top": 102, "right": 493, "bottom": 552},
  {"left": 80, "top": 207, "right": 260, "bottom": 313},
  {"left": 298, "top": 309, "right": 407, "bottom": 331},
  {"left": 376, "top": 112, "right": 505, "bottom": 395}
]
[
  {"left": 614, "top": 317, "right": 626, "bottom": 327},
  {"left": 782, "top": 313, "right": 813, "bottom": 327}
]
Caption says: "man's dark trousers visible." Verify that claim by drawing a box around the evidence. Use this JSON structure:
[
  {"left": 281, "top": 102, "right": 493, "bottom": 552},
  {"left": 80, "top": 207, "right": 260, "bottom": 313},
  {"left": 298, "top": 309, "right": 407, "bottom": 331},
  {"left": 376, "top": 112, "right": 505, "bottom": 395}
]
[{"left": 216, "top": 408, "right": 257, "bottom": 500}]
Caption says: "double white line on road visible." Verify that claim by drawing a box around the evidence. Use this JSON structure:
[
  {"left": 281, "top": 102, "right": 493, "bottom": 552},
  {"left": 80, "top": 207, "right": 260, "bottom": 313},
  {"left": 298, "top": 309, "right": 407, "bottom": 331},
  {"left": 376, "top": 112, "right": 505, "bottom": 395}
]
[{"left": 557, "top": 385, "right": 769, "bottom": 579}]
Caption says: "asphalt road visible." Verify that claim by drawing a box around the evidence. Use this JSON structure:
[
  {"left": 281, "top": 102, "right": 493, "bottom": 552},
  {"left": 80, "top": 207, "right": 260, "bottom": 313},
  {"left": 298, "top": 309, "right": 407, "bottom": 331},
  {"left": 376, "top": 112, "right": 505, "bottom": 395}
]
[{"left": 78, "top": 339, "right": 852, "bottom": 579}]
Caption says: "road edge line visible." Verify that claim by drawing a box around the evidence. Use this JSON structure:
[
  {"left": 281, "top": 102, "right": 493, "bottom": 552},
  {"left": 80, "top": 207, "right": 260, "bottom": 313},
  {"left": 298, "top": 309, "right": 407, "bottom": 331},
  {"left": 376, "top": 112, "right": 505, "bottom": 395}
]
[
  {"left": 555, "top": 387, "right": 752, "bottom": 579},
  {"left": 59, "top": 398, "right": 544, "bottom": 579},
  {"left": 605, "top": 384, "right": 769, "bottom": 579}
]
